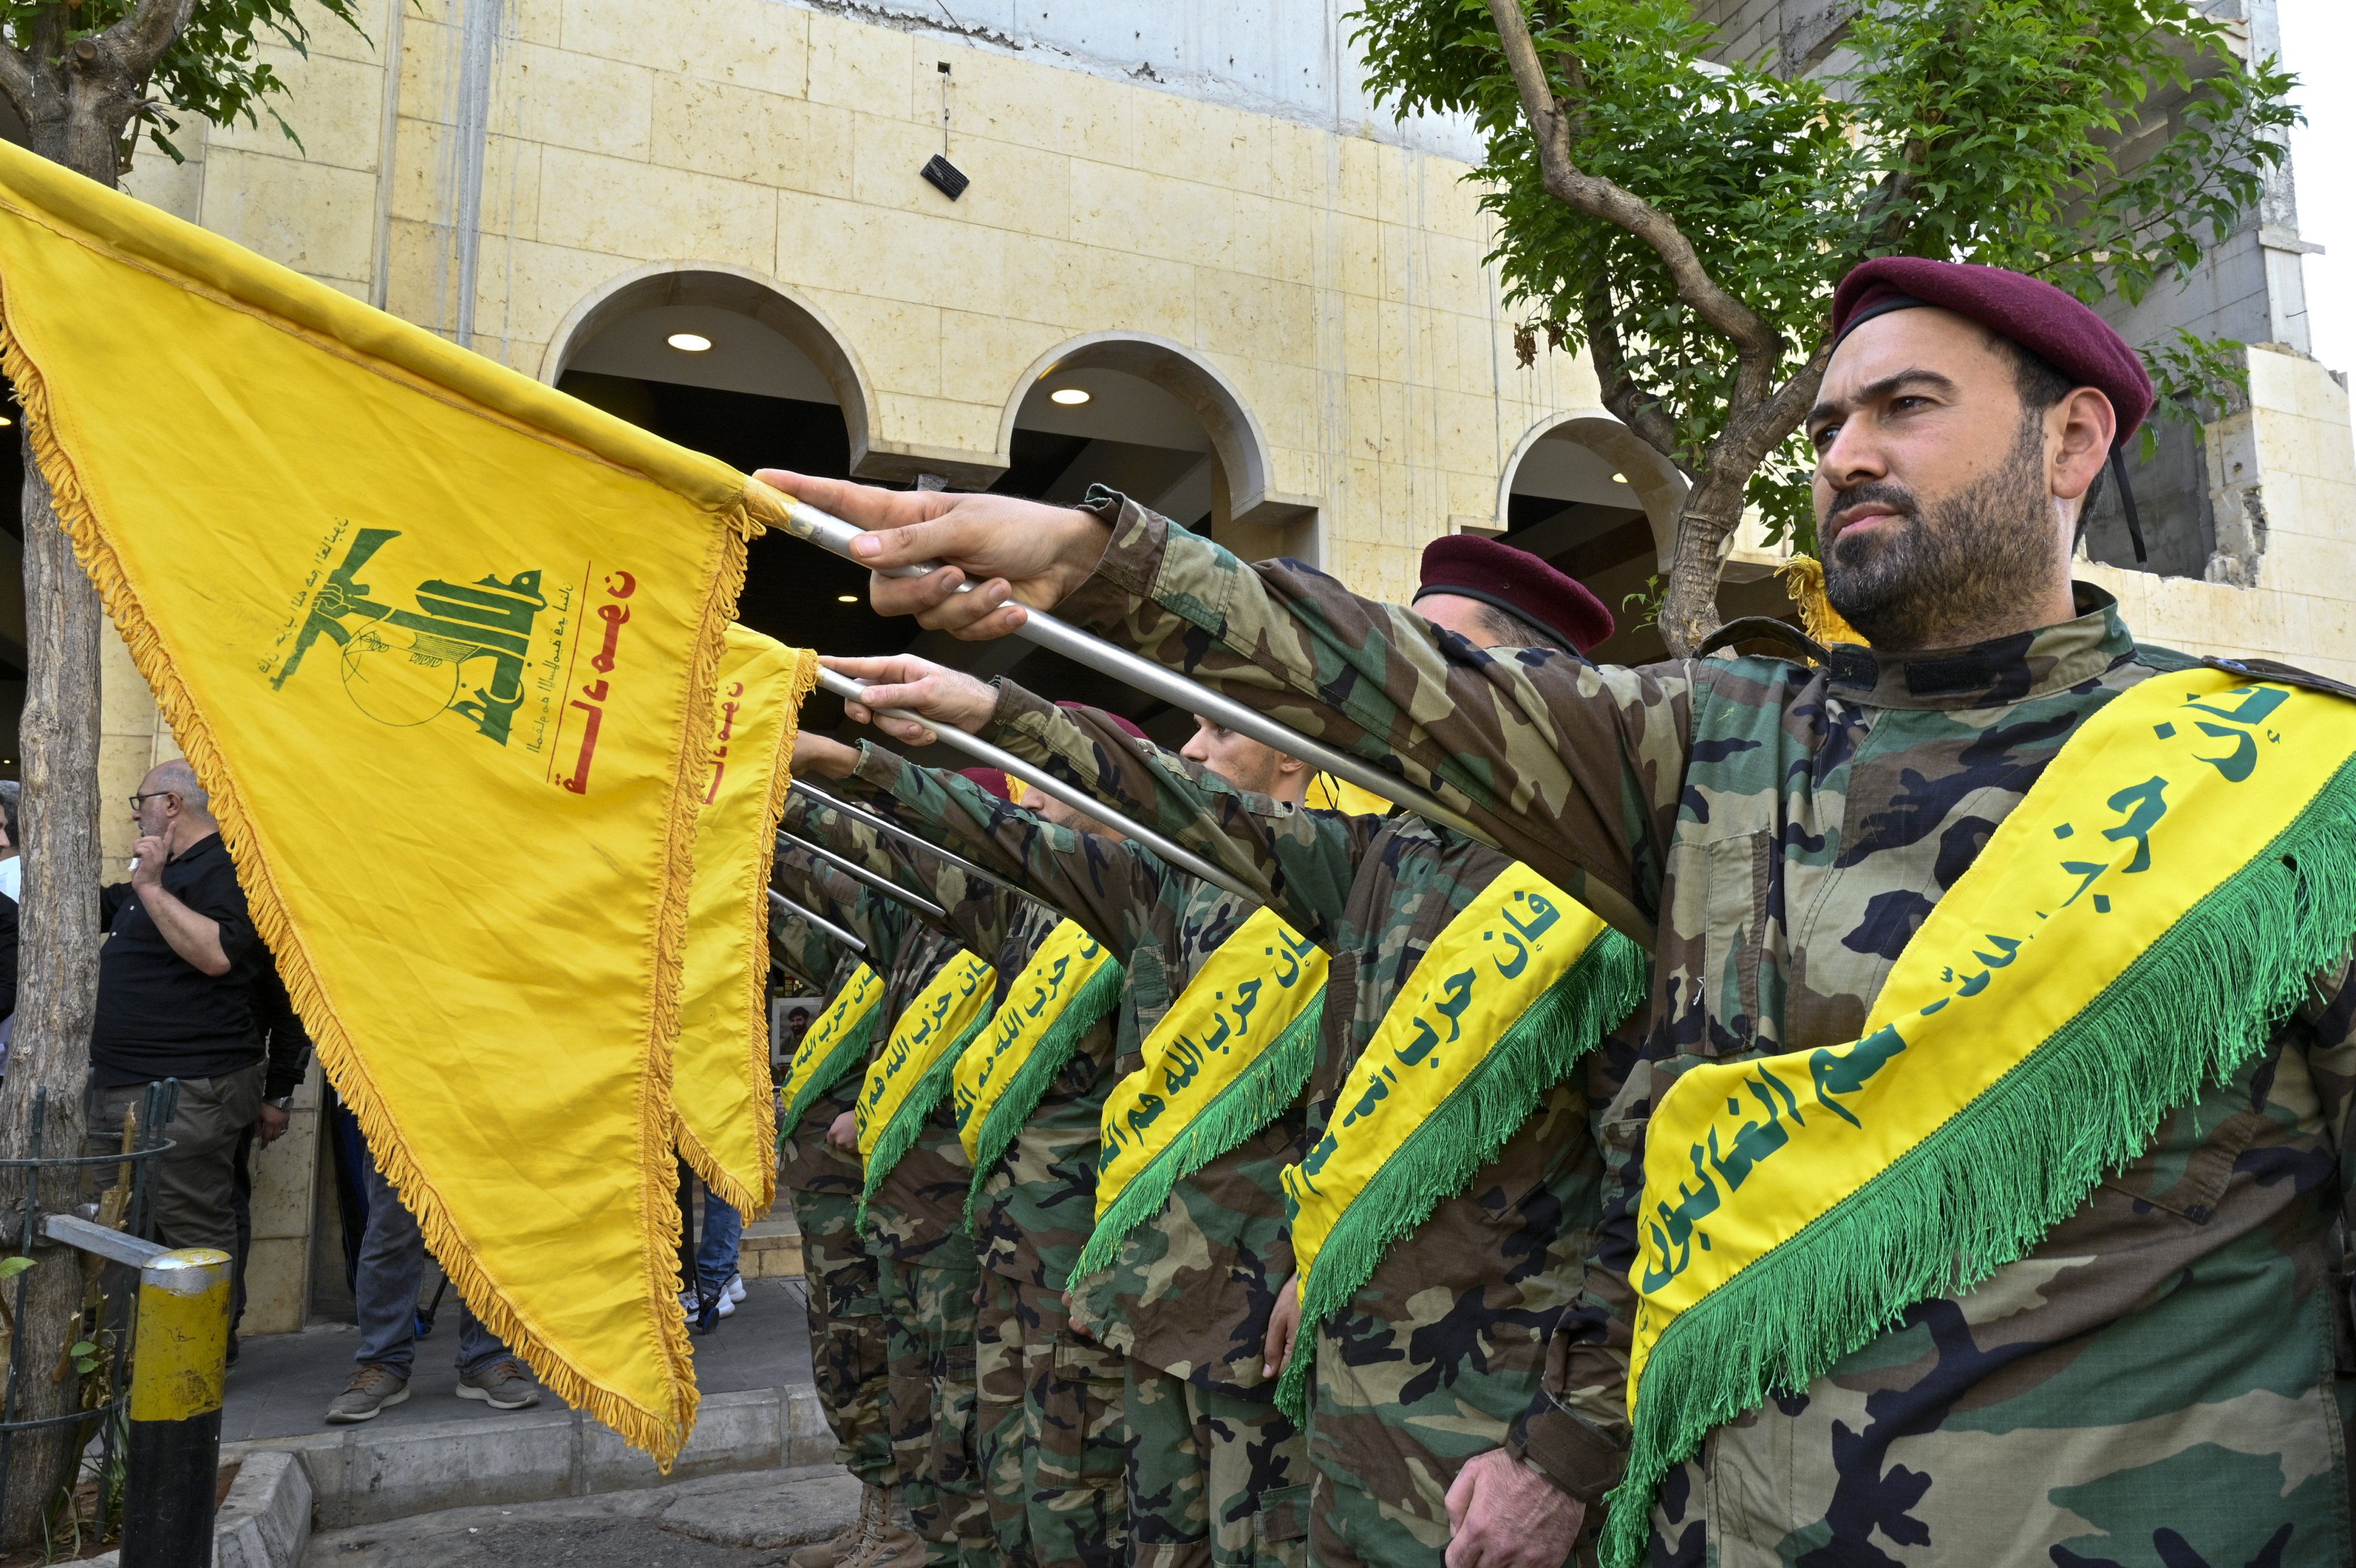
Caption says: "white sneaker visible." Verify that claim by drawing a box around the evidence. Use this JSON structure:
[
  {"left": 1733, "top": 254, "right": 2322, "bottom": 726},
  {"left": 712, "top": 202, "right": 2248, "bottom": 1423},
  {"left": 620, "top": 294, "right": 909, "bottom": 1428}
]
[
  {"left": 713, "top": 1291, "right": 736, "bottom": 1320},
  {"left": 678, "top": 1290, "right": 698, "bottom": 1314},
  {"left": 725, "top": 1273, "right": 746, "bottom": 1304}
]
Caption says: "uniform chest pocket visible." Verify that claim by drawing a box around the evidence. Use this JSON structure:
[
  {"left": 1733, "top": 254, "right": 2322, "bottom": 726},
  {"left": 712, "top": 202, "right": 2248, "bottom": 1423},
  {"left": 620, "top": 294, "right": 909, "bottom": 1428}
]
[{"left": 1677, "top": 831, "right": 1772, "bottom": 1053}]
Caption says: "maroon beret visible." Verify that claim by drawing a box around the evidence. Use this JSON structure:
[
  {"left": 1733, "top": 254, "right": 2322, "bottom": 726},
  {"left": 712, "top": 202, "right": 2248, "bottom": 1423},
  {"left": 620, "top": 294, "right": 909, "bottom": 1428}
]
[
  {"left": 1413, "top": 534, "right": 1614, "bottom": 653},
  {"left": 1830, "top": 258, "right": 2154, "bottom": 443},
  {"left": 957, "top": 767, "right": 1014, "bottom": 803},
  {"left": 1057, "top": 701, "right": 1148, "bottom": 742}
]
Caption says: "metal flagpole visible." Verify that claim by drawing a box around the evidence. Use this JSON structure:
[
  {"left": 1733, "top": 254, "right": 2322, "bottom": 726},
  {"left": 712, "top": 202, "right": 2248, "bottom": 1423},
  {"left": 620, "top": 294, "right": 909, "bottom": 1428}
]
[
  {"left": 767, "top": 888, "right": 868, "bottom": 957},
  {"left": 814, "top": 668, "right": 1261, "bottom": 905},
  {"left": 790, "top": 779, "right": 1046, "bottom": 910},
  {"left": 745, "top": 479, "right": 1499, "bottom": 850},
  {"left": 779, "top": 829, "right": 952, "bottom": 921}
]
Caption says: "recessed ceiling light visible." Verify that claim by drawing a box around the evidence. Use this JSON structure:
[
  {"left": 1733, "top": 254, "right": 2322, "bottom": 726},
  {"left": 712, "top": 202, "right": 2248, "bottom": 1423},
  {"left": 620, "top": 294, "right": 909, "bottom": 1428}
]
[
  {"left": 1049, "top": 387, "right": 1090, "bottom": 406},
  {"left": 1610, "top": 472, "right": 1627, "bottom": 483},
  {"left": 667, "top": 332, "right": 712, "bottom": 353},
  {"left": 837, "top": 594, "right": 858, "bottom": 603}
]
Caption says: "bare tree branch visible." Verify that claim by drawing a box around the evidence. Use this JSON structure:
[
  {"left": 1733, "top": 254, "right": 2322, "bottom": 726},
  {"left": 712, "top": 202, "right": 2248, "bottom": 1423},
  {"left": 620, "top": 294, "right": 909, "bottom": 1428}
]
[
  {"left": 1483, "top": 0, "right": 1783, "bottom": 363},
  {"left": 104, "top": 0, "right": 197, "bottom": 82},
  {"left": 1581, "top": 277, "right": 1680, "bottom": 461},
  {"left": 0, "top": 42, "right": 37, "bottom": 119}
]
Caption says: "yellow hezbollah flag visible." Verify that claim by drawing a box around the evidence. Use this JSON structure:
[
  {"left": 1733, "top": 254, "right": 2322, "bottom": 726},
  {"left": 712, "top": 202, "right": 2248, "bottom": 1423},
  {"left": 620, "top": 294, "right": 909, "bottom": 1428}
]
[
  {"left": 673, "top": 626, "right": 818, "bottom": 1217},
  {"left": 0, "top": 140, "right": 782, "bottom": 1461}
]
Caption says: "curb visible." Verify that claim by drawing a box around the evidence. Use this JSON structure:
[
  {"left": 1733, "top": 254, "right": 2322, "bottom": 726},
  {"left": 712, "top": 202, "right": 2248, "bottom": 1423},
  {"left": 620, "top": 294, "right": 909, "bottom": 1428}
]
[
  {"left": 225, "top": 1381, "right": 832, "bottom": 1529},
  {"left": 85, "top": 1448, "right": 312, "bottom": 1568}
]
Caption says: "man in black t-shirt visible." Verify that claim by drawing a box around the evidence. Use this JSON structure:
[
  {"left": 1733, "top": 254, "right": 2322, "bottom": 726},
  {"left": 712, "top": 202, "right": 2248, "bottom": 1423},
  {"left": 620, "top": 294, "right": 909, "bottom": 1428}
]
[{"left": 91, "top": 758, "right": 263, "bottom": 1258}]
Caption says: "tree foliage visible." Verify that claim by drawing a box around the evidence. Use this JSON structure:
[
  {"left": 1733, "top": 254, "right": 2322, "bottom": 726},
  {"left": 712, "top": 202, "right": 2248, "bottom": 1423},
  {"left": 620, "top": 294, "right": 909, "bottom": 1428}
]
[
  {"left": 1354, "top": 0, "right": 2296, "bottom": 633},
  {"left": 0, "top": 0, "right": 364, "bottom": 172}
]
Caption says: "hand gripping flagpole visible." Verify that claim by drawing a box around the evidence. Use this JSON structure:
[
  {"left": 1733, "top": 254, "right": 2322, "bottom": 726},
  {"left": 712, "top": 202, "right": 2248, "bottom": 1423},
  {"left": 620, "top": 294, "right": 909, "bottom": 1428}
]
[
  {"left": 744, "top": 479, "right": 1500, "bottom": 850},
  {"left": 790, "top": 778, "right": 1048, "bottom": 912},
  {"left": 814, "top": 668, "right": 1261, "bottom": 906},
  {"left": 778, "top": 829, "right": 953, "bottom": 922},
  {"left": 767, "top": 887, "right": 869, "bottom": 957}
]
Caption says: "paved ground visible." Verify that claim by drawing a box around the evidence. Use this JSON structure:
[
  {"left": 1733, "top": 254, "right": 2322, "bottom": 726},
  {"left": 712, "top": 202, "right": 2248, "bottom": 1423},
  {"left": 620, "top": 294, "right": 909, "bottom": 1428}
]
[
  {"left": 301, "top": 1465, "right": 860, "bottom": 1567},
  {"left": 227, "top": 1276, "right": 814, "bottom": 1441}
]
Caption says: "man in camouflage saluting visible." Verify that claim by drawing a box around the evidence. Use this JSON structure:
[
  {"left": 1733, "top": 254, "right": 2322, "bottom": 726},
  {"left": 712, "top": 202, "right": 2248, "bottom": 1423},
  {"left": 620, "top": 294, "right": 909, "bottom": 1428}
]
[
  {"left": 837, "top": 538, "right": 1643, "bottom": 1568},
  {"left": 782, "top": 790, "right": 1004, "bottom": 1568},
  {"left": 768, "top": 852, "right": 904, "bottom": 1568},
  {"left": 813, "top": 678, "right": 1321, "bottom": 1568},
  {"left": 791, "top": 745, "right": 1130, "bottom": 1568},
  {"left": 765, "top": 257, "right": 2356, "bottom": 1567}
]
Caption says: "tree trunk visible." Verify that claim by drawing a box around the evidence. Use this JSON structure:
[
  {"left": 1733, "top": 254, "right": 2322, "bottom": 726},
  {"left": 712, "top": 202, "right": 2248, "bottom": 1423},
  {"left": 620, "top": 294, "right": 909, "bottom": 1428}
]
[
  {"left": 1657, "top": 468, "right": 1751, "bottom": 658},
  {"left": 0, "top": 106, "right": 116, "bottom": 1548}
]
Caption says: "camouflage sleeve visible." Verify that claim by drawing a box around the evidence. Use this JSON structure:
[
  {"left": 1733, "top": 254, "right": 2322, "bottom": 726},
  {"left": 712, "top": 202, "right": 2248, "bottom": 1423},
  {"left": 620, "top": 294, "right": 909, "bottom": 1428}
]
[
  {"left": 772, "top": 841, "right": 908, "bottom": 973},
  {"left": 783, "top": 783, "right": 1011, "bottom": 956},
  {"left": 986, "top": 682, "right": 1382, "bottom": 948},
  {"left": 1507, "top": 1027, "right": 1647, "bottom": 1503},
  {"left": 847, "top": 739, "right": 1179, "bottom": 964},
  {"left": 768, "top": 907, "right": 844, "bottom": 989},
  {"left": 1057, "top": 492, "right": 1694, "bottom": 944},
  {"left": 781, "top": 789, "right": 898, "bottom": 879}
]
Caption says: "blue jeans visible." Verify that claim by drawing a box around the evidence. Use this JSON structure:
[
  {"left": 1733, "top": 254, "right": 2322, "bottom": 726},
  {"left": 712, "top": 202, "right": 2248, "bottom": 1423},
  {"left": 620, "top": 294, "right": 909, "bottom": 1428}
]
[
  {"left": 354, "top": 1146, "right": 510, "bottom": 1379},
  {"left": 696, "top": 1190, "right": 743, "bottom": 1301}
]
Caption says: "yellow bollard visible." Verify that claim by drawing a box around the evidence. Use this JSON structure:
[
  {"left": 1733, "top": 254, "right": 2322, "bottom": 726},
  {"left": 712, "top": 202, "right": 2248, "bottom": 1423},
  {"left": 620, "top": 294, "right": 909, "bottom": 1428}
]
[{"left": 121, "top": 1248, "right": 232, "bottom": 1568}]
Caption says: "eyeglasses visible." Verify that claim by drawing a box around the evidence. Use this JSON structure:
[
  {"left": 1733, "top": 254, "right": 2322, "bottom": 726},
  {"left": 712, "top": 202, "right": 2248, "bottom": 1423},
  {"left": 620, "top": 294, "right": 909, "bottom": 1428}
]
[{"left": 126, "top": 791, "right": 176, "bottom": 810}]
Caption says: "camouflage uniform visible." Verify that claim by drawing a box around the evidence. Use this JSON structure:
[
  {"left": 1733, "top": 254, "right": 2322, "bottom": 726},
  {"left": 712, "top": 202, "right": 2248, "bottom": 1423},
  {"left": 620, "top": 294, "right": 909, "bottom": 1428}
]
[
  {"left": 1054, "top": 492, "right": 2356, "bottom": 1566},
  {"left": 771, "top": 845, "right": 905, "bottom": 1496},
  {"left": 848, "top": 754, "right": 1134, "bottom": 1568},
  {"left": 784, "top": 794, "right": 999, "bottom": 1566},
  {"left": 998, "top": 714, "right": 1632, "bottom": 1567},
  {"left": 852, "top": 722, "right": 1310, "bottom": 1568}
]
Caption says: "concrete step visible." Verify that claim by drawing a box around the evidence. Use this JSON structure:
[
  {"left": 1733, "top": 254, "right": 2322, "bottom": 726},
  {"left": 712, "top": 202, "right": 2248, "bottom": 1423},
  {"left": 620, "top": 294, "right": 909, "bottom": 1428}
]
[
  {"left": 301, "top": 1462, "right": 860, "bottom": 1566},
  {"left": 238, "top": 1383, "right": 835, "bottom": 1530}
]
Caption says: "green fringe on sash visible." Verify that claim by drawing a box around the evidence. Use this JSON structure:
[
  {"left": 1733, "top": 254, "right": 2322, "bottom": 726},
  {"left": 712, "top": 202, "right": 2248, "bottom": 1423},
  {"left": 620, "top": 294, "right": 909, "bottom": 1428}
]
[
  {"left": 1275, "top": 930, "right": 1648, "bottom": 1424},
  {"left": 962, "top": 958, "right": 1127, "bottom": 1229},
  {"left": 1601, "top": 756, "right": 2356, "bottom": 1568},
  {"left": 856, "top": 1011, "right": 995, "bottom": 1229},
  {"left": 1070, "top": 996, "right": 1326, "bottom": 1282},
  {"left": 777, "top": 1005, "right": 880, "bottom": 1138}
]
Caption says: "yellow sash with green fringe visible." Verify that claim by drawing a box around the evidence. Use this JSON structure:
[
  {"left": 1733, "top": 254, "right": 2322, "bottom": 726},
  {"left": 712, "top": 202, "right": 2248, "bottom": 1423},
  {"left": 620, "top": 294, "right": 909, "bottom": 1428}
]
[
  {"left": 1074, "top": 907, "right": 1327, "bottom": 1278},
  {"left": 779, "top": 964, "right": 885, "bottom": 1128},
  {"left": 954, "top": 920, "right": 1125, "bottom": 1219},
  {"left": 1604, "top": 669, "right": 2356, "bottom": 1568},
  {"left": 1273, "top": 868, "right": 1646, "bottom": 1420},
  {"left": 856, "top": 950, "right": 996, "bottom": 1213}
]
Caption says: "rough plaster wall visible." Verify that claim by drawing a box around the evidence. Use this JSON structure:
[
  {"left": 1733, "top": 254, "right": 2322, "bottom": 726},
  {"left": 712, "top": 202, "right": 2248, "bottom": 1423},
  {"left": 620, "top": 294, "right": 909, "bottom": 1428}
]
[{"left": 785, "top": 0, "right": 1486, "bottom": 163}]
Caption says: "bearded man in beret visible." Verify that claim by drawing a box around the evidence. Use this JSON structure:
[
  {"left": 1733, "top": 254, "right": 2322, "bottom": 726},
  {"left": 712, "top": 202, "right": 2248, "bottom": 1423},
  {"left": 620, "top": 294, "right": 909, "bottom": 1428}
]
[{"left": 766, "top": 257, "right": 2356, "bottom": 1565}]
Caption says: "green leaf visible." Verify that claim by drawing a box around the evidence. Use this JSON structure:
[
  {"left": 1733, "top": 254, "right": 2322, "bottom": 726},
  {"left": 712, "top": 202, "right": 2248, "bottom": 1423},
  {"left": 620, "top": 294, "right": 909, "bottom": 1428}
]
[{"left": 0, "top": 1255, "right": 32, "bottom": 1280}]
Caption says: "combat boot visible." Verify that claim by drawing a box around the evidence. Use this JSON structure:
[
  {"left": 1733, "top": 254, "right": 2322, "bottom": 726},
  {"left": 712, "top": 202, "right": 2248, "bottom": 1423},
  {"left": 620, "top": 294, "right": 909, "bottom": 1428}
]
[
  {"left": 848, "top": 1489, "right": 925, "bottom": 1568},
  {"left": 789, "top": 1480, "right": 881, "bottom": 1568}
]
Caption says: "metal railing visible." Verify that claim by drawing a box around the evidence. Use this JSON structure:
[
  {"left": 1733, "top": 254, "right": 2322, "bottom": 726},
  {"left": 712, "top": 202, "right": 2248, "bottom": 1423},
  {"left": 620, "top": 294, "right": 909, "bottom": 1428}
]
[{"left": 0, "top": 1081, "right": 226, "bottom": 1566}]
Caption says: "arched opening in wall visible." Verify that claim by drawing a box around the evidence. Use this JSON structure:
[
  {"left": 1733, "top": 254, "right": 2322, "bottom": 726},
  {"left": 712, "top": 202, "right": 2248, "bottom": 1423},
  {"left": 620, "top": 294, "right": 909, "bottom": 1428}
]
[
  {"left": 549, "top": 272, "right": 908, "bottom": 693},
  {"left": 1497, "top": 419, "right": 1802, "bottom": 663},
  {"left": 891, "top": 347, "right": 1274, "bottom": 748}
]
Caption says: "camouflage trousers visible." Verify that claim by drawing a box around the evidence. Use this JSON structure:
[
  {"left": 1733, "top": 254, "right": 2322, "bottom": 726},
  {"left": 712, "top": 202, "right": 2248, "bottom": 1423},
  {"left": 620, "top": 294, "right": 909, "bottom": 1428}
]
[
  {"left": 1303, "top": 1307, "right": 1548, "bottom": 1568},
  {"left": 1125, "top": 1359, "right": 1310, "bottom": 1568},
  {"left": 878, "top": 1253, "right": 989, "bottom": 1566},
  {"left": 790, "top": 1188, "right": 892, "bottom": 1487},
  {"left": 977, "top": 1273, "right": 1129, "bottom": 1568}
]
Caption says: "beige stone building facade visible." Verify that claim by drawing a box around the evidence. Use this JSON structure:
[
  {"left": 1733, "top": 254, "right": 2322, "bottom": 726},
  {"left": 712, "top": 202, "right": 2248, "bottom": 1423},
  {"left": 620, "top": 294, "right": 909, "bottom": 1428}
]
[{"left": 36, "top": 0, "right": 2351, "bottom": 1333}]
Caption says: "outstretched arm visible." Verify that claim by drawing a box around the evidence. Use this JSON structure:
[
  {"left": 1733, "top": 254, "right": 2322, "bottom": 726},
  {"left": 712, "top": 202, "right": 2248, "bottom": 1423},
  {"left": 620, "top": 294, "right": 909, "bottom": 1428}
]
[{"left": 764, "top": 472, "right": 1688, "bottom": 943}]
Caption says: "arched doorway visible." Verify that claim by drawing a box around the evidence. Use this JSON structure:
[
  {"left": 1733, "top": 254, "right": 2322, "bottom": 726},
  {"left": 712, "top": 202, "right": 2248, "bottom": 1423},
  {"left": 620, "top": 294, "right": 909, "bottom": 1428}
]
[
  {"left": 544, "top": 266, "right": 905, "bottom": 668},
  {"left": 998, "top": 334, "right": 1316, "bottom": 564},
  {"left": 1495, "top": 414, "right": 1796, "bottom": 662}
]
